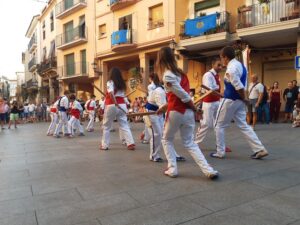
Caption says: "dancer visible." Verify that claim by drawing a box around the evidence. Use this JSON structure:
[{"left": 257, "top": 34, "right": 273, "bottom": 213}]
[
  {"left": 195, "top": 58, "right": 222, "bottom": 144},
  {"left": 53, "top": 90, "right": 70, "bottom": 138},
  {"left": 85, "top": 95, "right": 96, "bottom": 132},
  {"left": 156, "top": 47, "right": 218, "bottom": 179},
  {"left": 47, "top": 99, "right": 59, "bottom": 136},
  {"left": 212, "top": 46, "right": 268, "bottom": 159},
  {"left": 68, "top": 94, "right": 85, "bottom": 137},
  {"left": 100, "top": 68, "right": 135, "bottom": 150}
]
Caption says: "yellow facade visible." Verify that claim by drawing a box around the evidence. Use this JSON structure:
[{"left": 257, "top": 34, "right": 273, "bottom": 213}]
[{"left": 55, "top": 0, "right": 97, "bottom": 100}]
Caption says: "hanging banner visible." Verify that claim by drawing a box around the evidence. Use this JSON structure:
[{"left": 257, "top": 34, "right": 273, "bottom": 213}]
[{"left": 184, "top": 13, "right": 217, "bottom": 37}]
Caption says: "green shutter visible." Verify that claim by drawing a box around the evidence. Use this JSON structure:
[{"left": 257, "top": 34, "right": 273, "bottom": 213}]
[
  {"left": 80, "top": 50, "right": 86, "bottom": 74},
  {"left": 64, "top": 0, "right": 74, "bottom": 10},
  {"left": 66, "top": 54, "right": 75, "bottom": 76},
  {"left": 195, "top": 0, "right": 220, "bottom": 12}
]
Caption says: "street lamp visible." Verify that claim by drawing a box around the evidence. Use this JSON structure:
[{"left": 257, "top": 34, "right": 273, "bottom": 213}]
[{"left": 91, "top": 61, "right": 102, "bottom": 76}]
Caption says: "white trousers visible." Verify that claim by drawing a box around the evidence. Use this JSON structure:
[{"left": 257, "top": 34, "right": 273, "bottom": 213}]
[
  {"left": 101, "top": 104, "right": 134, "bottom": 148},
  {"left": 86, "top": 111, "right": 95, "bottom": 130},
  {"left": 68, "top": 116, "right": 84, "bottom": 135},
  {"left": 195, "top": 101, "right": 219, "bottom": 144},
  {"left": 144, "top": 125, "right": 150, "bottom": 141},
  {"left": 54, "top": 111, "right": 69, "bottom": 135},
  {"left": 148, "top": 115, "right": 164, "bottom": 160},
  {"left": 47, "top": 113, "right": 58, "bottom": 135},
  {"left": 215, "top": 99, "right": 265, "bottom": 156},
  {"left": 162, "top": 109, "right": 215, "bottom": 175}
]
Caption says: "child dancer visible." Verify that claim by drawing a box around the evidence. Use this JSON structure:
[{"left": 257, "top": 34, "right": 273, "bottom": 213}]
[
  {"left": 47, "top": 99, "right": 59, "bottom": 136},
  {"left": 100, "top": 68, "right": 135, "bottom": 150},
  {"left": 156, "top": 47, "right": 218, "bottom": 179},
  {"left": 85, "top": 94, "right": 96, "bottom": 132},
  {"left": 68, "top": 94, "right": 85, "bottom": 137}
]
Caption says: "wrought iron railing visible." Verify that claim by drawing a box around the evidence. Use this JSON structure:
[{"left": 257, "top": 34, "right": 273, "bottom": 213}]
[
  {"left": 148, "top": 19, "right": 164, "bottom": 29},
  {"left": 238, "top": 0, "right": 300, "bottom": 29},
  {"left": 56, "top": 26, "right": 87, "bottom": 47},
  {"left": 111, "top": 29, "right": 134, "bottom": 46},
  {"left": 180, "top": 11, "right": 230, "bottom": 39},
  {"left": 28, "top": 36, "right": 37, "bottom": 51},
  {"left": 37, "top": 58, "right": 57, "bottom": 74},
  {"left": 28, "top": 58, "right": 36, "bottom": 71},
  {"left": 56, "top": 0, "right": 86, "bottom": 16},
  {"left": 27, "top": 79, "right": 38, "bottom": 89}
]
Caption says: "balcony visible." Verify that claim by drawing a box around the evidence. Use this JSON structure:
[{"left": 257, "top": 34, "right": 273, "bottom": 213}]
[
  {"left": 28, "top": 36, "right": 37, "bottom": 53},
  {"left": 109, "top": 0, "right": 138, "bottom": 11},
  {"left": 55, "top": 0, "right": 87, "bottom": 19},
  {"left": 237, "top": 0, "right": 300, "bottom": 47},
  {"left": 56, "top": 26, "right": 88, "bottom": 50},
  {"left": 148, "top": 19, "right": 164, "bottom": 30},
  {"left": 26, "top": 79, "right": 38, "bottom": 91},
  {"left": 37, "top": 58, "right": 57, "bottom": 75},
  {"left": 111, "top": 29, "right": 137, "bottom": 52},
  {"left": 179, "top": 12, "right": 231, "bottom": 51},
  {"left": 59, "top": 61, "right": 89, "bottom": 80},
  {"left": 28, "top": 58, "right": 37, "bottom": 72}
]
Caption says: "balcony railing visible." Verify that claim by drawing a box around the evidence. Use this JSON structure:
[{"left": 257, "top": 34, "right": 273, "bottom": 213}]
[
  {"left": 55, "top": 0, "right": 87, "bottom": 19},
  {"left": 238, "top": 0, "right": 300, "bottom": 29},
  {"left": 37, "top": 58, "right": 57, "bottom": 74},
  {"left": 109, "top": 0, "right": 138, "bottom": 11},
  {"left": 28, "top": 58, "right": 37, "bottom": 72},
  {"left": 28, "top": 36, "right": 37, "bottom": 52},
  {"left": 26, "top": 79, "right": 38, "bottom": 89},
  {"left": 56, "top": 26, "right": 87, "bottom": 49},
  {"left": 180, "top": 11, "right": 230, "bottom": 39},
  {"left": 111, "top": 29, "right": 133, "bottom": 46},
  {"left": 59, "top": 61, "right": 88, "bottom": 78},
  {"left": 148, "top": 19, "right": 164, "bottom": 30}
]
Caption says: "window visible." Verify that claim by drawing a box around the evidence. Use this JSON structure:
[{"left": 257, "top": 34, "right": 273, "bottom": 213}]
[
  {"left": 80, "top": 50, "right": 87, "bottom": 74},
  {"left": 98, "top": 24, "right": 106, "bottom": 38},
  {"left": 149, "top": 4, "right": 164, "bottom": 29},
  {"left": 42, "top": 21, "right": 46, "bottom": 40},
  {"left": 64, "top": 21, "right": 74, "bottom": 43},
  {"left": 50, "top": 11, "right": 54, "bottom": 32},
  {"left": 42, "top": 47, "right": 47, "bottom": 61},
  {"left": 195, "top": 0, "right": 220, "bottom": 17},
  {"left": 65, "top": 53, "right": 75, "bottom": 76},
  {"left": 79, "top": 15, "right": 86, "bottom": 38}
]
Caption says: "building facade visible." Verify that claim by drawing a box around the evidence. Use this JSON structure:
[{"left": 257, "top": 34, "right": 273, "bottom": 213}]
[
  {"left": 55, "top": 0, "right": 97, "bottom": 100},
  {"left": 37, "top": 0, "right": 59, "bottom": 103}
]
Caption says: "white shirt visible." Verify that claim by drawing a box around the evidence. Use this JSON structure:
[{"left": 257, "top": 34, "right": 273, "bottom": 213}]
[
  {"left": 163, "top": 70, "right": 191, "bottom": 103},
  {"left": 70, "top": 100, "right": 83, "bottom": 112},
  {"left": 99, "top": 100, "right": 105, "bottom": 110},
  {"left": 28, "top": 104, "right": 36, "bottom": 112},
  {"left": 107, "top": 80, "right": 125, "bottom": 97},
  {"left": 202, "top": 69, "right": 219, "bottom": 91},
  {"left": 248, "top": 82, "right": 264, "bottom": 100},
  {"left": 148, "top": 82, "right": 156, "bottom": 97},
  {"left": 225, "top": 58, "right": 246, "bottom": 91},
  {"left": 148, "top": 86, "right": 166, "bottom": 107},
  {"left": 85, "top": 99, "right": 96, "bottom": 110},
  {"left": 24, "top": 105, "right": 29, "bottom": 113},
  {"left": 59, "top": 96, "right": 69, "bottom": 109}
]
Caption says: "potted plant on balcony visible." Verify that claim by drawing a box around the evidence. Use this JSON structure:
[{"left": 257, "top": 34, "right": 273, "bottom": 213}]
[
  {"left": 128, "top": 67, "right": 143, "bottom": 90},
  {"left": 258, "top": 0, "right": 271, "bottom": 15}
]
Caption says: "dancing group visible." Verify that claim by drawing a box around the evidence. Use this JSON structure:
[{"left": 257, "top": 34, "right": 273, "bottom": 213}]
[{"left": 47, "top": 46, "right": 269, "bottom": 180}]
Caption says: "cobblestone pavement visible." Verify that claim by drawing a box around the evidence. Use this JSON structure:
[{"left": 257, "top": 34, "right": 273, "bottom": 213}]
[{"left": 0, "top": 122, "right": 300, "bottom": 225}]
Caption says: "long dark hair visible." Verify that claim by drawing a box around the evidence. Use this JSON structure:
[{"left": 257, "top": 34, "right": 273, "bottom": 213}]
[
  {"left": 156, "top": 47, "right": 183, "bottom": 77},
  {"left": 149, "top": 73, "right": 160, "bottom": 86},
  {"left": 109, "top": 67, "right": 126, "bottom": 91}
]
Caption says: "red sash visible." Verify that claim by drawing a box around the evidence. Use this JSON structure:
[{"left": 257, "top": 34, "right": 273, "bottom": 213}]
[
  {"left": 166, "top": 74, "right": 190, "bottom": 114},
  {"left": 87, "top": 100, "right": 95, "bottom": 110},
  {"left": 105, "top": 91, "right": 125, "bottom": 105},
  {"left": 203, "top": 72, "right": 221, "bottom": 103},
  {"left": 50, "top": 108, "right": 57, "bottom": 113},
  {"left": 70, "top": 109, "right": 80, "bottom": 119}
]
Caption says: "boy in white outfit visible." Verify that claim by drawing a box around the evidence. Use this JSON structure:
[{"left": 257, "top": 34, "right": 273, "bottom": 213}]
[
  {"left": 85, "top": 95, "right": 97, "bottom": 132},
  {"left": 68, "top": 94, "right": 85, "bottom": 137}
]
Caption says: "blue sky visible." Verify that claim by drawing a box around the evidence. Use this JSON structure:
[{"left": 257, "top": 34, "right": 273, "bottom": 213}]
[{"left": 0, "top": 0, "right": 46, "bottom": 79}]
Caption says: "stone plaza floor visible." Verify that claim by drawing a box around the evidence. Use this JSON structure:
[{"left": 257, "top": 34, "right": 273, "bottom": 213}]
[{"left": 0, "top": 121, "right": 300, "bottom": 225}]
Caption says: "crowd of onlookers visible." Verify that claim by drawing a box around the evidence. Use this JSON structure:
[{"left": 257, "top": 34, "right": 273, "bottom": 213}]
[{"left": 246, "top": 78, "right": 300, "bottom": 129}]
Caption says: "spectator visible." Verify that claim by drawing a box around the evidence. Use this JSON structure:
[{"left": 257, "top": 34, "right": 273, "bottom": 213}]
[
  {"left": 0, "top": 98, "right": 6, "bottom": 129},
  {"left": 4, "top": 99, "right": 10, "bottom": 124},
  {"left": 41, "top": 102, "right": 48, "bottom": 122},
  {"left": 257, "top": 84, "right": 270, "bottom": 124},
  {"left": 18, "top": 103, "right": 25, "bottom": 123},
  {"left": 24, "top": 103, "right": 29, "bottom": 122},
  {"left": 247, "top": 74, "right": 264, "bottom": 129},
  {"left": 36, "top": 103, "right": 43, "bottom": 122},
  {"left": 8, "top": 101, "right": 19, "bottom": 129},
  {"left": 292, "top": 93, "right": 300, "bottom": 128},
  {"left": 28, "top": 102, "right": 36, "bottom": 123},
  {"left": 269, "top": 81, "right": 282, "bottom": 123},
  {"left": 283, "top": 81, "right": 294, "bottom": 123}
]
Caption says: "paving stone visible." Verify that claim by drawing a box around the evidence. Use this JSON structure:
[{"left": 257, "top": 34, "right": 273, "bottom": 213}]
[{"left": 0, "top": 212, "right": 37, "bottom": 225}]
